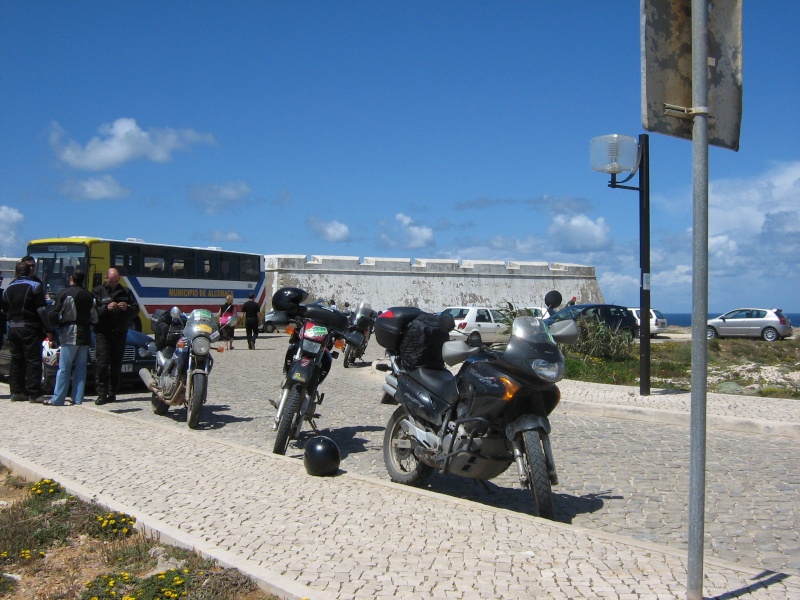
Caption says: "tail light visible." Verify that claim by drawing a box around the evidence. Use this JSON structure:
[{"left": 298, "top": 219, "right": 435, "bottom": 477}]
[
  {"left": 378, "top": 309, "right": 394, "bottom": 319},
  {"left": 458, "top": 322, "right": 467, "bottom": 330},
  {"left": 334, "top": 339, "right": 345, "bottom": 349}
]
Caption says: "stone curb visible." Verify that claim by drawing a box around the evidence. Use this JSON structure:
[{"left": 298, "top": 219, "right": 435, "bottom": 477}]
[
  {"left": 0, "top": 450, "right": 333, "bottom": 600},
  {"left": 561, "top": 400, "right": 800, "bottom": 439}
]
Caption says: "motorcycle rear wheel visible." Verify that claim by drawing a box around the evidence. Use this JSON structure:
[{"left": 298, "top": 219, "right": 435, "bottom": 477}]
[
  {"left": 522, "top": 430, "right": 554, "bottom": 519},
  {"left": 151, "top": 394, "right": 169, "bottom": 416},
  {"left": 383, "top": 406, "right": 434, "bottom": 485},
  {"left": 188, "top": 373, "right": 207, "bottom": 429},
  {"left": 273, "top": 385, "right": 302, "bottom": 455}
]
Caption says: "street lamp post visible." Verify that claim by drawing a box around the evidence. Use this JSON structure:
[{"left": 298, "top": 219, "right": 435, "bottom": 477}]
[{"left": 590, "top": 133, "right": 651, "bottom": 396}]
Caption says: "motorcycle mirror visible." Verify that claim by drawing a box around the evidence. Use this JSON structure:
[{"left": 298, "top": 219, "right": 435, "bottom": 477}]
[
  {"left": 548, "top": 319, "right": 579, "bottom": 345},
  {"left": 438, "top": 312, "right": 455, "bottom": 332}
]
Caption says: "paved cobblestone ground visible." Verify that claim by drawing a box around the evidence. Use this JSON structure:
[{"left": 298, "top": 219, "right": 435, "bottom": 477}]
[{"left": 1, "top": 330, "right": 798, "bottom": 598}]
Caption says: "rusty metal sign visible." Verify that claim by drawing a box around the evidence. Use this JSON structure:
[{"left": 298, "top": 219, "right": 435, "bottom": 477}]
[{"left": 641, "top": 0, "right": 742, "bottom": 151}]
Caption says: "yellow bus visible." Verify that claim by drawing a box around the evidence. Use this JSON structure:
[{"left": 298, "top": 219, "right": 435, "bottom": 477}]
[{"left": 26, "top": 237, "right": 266, "bottom": 333}]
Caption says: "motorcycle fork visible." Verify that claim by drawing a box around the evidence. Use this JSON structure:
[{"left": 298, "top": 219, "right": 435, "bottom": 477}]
[{"left": 512, "top": 431, "right": 559, "bottom": 486}]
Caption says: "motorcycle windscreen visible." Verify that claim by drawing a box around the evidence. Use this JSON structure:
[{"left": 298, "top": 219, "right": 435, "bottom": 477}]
[
  {"left": 184, "top": 309, "right": 218, "bottom": 337},
  {"left": 499, "top": 317, "right": 564, "bottom": 379}
]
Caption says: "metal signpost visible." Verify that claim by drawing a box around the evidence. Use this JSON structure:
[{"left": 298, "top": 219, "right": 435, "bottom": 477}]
[{"left": 641, "top": 1, "right": 742, "bottom": 597}]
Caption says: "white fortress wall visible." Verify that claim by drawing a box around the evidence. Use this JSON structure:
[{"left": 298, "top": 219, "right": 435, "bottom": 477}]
[{"left": 263, "top": 255, "right": 603, "bottom": 313}]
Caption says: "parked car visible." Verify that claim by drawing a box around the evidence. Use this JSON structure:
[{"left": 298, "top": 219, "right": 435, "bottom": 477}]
[
  {"left": 0, "top": 329, "right": 156, "bottom": 394},
  {"left": 707, "top": 308, "right": 792, "bottom": 342},
  {"left": 262, "top": 309, "right": 290, "bottom": 333},
  {"left": 628, "top": 307, "right": 668, "bottom": 337},
  {"left": 544, "top": 303, "right": 637, "bottom": 338},
  {"left": 440, "top": 306, "right": 510, "bottom": 345}
]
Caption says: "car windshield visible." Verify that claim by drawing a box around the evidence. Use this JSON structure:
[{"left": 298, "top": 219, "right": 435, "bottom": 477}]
[
  {"left": 550, "top": 306, "right": 581, "bottom": 321},
  {"left": 443, "top": 308, "right": 469, "bottom": 320}
]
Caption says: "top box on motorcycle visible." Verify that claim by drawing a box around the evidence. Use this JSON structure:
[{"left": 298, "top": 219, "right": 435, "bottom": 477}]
[
  {"left": 303, "top": 305, "right": 349, "bottom": 331},
  {"left": 374, "top": 307, "right": 423, "bottom": 351}
]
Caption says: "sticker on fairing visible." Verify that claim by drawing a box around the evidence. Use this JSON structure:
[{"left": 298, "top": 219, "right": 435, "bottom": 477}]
[{"left": 305, "top": 325, "right": 328, "bottom": 338}]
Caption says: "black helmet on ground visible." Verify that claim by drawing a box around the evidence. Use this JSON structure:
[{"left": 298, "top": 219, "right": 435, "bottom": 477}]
[
  {"left": 272, "top": 287, "right": 309, "bottom": 315},
  {"left": 303, "top": 435, "right": 341, "bottom": 476}
]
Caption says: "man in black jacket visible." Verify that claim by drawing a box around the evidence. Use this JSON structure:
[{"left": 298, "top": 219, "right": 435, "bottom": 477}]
[
  {"left": 92, "top": 268, "right": 138, "bottom": 405},
  {"left": 2, "top": 260, "right": 48, "bottom": 402}
]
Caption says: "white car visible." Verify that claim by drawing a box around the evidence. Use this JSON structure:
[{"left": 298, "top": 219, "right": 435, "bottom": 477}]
[
  {"left": 440, "top": 306, "right": 509, "bottom": 345},
  {"left": 628, "top": 307, "right": 668, "bottom": 338}
]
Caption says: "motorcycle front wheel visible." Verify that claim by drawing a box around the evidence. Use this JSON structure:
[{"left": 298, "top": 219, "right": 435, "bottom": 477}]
[
  {"left": 383, "top": 406, "right": 434, "bottom": 485},
  {"left": 342, "top": 345, "right": 353, "bottom": 368},
  {"left": 273, "top": 385, "right": 303, "bottom": 455},
  {"left": 188, "top": 373, "right": 207, "bottom": 429},
  {"left": 521, "top": 430, "right": 554, "bottom": 519}
]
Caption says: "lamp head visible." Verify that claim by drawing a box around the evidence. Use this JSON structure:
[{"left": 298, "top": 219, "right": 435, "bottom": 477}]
[{"left": 590, "top": 134, "right": 639, "bottom": 174}]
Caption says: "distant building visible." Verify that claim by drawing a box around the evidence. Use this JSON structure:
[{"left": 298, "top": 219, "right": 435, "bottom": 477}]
[{"left": 263, "top": 255, "right": 601, "bottom": 313}]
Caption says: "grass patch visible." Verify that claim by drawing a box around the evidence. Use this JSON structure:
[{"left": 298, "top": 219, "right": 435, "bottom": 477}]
[{"left": 0, "top": 471, "right": 278, "bottom": 599}]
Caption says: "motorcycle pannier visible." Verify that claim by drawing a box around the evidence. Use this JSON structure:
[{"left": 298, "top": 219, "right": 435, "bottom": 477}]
[
  {"left": 399, "top": 312, "right": 449, "bottom": 370},
  {"left": 374, "top": 307, "right": 422, "bottom": 351}
]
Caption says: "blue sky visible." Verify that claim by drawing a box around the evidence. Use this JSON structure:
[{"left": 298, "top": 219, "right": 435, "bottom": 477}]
[{"left": 1, "top": 2, "right": 797, "bottom": 313}]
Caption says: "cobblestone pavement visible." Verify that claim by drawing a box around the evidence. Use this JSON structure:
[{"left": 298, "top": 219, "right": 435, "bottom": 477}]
[{"left": 1, "top": 331, "right": 798, "bottom": 598}]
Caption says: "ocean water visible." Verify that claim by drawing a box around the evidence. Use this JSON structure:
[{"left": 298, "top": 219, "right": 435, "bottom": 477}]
[{"left": 663, "top": 313, "right": 799, "bottom": 328}]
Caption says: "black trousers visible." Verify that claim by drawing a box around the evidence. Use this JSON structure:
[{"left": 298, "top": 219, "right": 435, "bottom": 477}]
[
  {"left": 94, "top": 330, "right": 127, "bottom": 398},
  {"left": 8, "top": 326, "right": 44, "bottom": 397},
  {"left": 245, "top": 318, "right": 259, "bottom": 346}
]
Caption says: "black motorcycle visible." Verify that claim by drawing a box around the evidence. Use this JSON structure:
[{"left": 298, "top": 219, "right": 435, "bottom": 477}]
[
  {"left": 375, "top": 308, "right": 578, "bottom": 519},
  {"left": 342, "top": 302, "right": 376, "bottom": 368},
  {"left": 270, "top": 288, "right": 360, "bottom": 455}
]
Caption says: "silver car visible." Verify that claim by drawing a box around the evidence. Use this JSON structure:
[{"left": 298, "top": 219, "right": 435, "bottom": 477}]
[
  {"left": 441, "top": 306, "right": 509, "bottom": 345},
  {"left": 707, "top": 308, "right": 792, "bottom": 342}
]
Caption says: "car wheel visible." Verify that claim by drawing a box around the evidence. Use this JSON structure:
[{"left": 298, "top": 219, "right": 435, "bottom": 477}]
[
  {"left": 707, "top": 327, "right": 718, "bottom": 340},
  {"left": 761, "top": 327, "right": 779, "bottom": 342},
  {"left": 264, "top": 323, "right": 276, "bottom": 334}
]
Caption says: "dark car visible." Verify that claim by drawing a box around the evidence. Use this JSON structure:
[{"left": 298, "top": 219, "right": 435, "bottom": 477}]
[
  {"left": 544, "top": 303, "right": 637, "bottom": 338},
  {"left": 0, "top": 329, "right": 156, "bottom": 394}
]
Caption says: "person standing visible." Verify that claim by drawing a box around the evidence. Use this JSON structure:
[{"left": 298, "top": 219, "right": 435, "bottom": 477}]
[
  {"left": 45, "top": 268, "right": 97, "bottom": 406},
  {"left": 241, "top": 293, "right": 260, "bottom": 350},
  {"left": 218, "top": 294, "right": 236, "bottom": 350},
  {"left": 92, "top": 268, "right": 138, "bottom": 405},
  {"left": 2, "top": 260, "right": 48, "bottom": 402}
]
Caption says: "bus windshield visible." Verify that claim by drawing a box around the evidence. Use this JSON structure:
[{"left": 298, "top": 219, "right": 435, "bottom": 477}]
[{"left": 27, "top": 243, "right": 89, "bottom": 296}]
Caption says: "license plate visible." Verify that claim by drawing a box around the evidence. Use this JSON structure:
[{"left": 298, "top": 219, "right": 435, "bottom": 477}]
[{"left": 121, "top": 364, "right": 133, "bottom": 373}]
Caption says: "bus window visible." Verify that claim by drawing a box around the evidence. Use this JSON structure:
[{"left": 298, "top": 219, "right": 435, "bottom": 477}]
[
  {"left": 170, "top": 249, "right": 195, "bottom": 278},
  {"left": 143, "top": 255, "right": 166, "bottom": 277},
  {"left": 111, "top": 249, "right": 140, "bottom": 276},
  {"left": 198, "top": 254, "right": 218, "bottom": 279},
  {"left": 241, "top": 255, "right": 259, "bottom": 281},
  {"left": 220, "top": 254, "right": 240, "bottom": 280}
]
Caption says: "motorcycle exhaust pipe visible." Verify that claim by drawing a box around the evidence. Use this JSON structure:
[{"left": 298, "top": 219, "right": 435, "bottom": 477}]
[{"left": 139, "top": 368, "right": 158, "bottom": 392}]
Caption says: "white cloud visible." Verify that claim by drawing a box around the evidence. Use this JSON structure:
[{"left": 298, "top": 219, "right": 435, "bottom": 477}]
[
  {"left": 308, "top": 216, "right": 351, "bottom": 243},
  {"left": 58, "top": 175, "right": 131, "bottom": 200},
  {"left": 188, "top": 181, "right": 251, "bottom": 214},
  {"left": 0, "top": 206, "right": 24, "bottom": 255},
  {"left": 210, "top": 230, "right": 244, "bottom": 243},
  {"left": 51, "top": 118, "right": 215, "bottom": 171},
  {"left": 395, "top": 213, "right": 434, "bottom": 249},
  {"left": 547, "top": 213, "right": 612, "bottom": 253}
]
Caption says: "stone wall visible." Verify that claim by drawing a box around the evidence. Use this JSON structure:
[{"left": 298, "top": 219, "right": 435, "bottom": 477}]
[{"left": 264, "top": 255, "right": 603, "bottom": 312}]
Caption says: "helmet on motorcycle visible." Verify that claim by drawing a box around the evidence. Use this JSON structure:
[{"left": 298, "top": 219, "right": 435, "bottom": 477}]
[
  {"left": 272, "top": 287, "right": 309, "bottom": 315},
  {"left": 42, "top": 339, "right": 59, "bottom": 367},
  {"left": 303, "top": 435, "right": 341, "bottom": 476},
  {"left": 544, "top": 290, "right": 563, "bottom": 310}
]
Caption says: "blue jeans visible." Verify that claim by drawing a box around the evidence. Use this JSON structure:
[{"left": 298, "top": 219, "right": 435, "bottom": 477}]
[{"left": 51, "top": 344, "right": 89, "bottom": 405}]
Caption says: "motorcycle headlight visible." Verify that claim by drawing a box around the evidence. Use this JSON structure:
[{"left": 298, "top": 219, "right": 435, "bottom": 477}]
[
  {"left": 301, "top": 339, "right": 322, "bottom": 354},
  {"left": 193, "top": 337, "right": 211, "bottom": 356},
  {"left": 530, "top": 359, "right": 564, "bottom": 383}
]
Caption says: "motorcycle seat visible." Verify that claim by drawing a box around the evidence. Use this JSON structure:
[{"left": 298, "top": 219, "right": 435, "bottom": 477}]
[{"left": 410, "top": 367, "right": 458, "bottom": 405}]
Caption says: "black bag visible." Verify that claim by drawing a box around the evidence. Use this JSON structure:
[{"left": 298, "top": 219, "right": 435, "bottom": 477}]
[
  {"left": 399, "top": 312, "right": 449, "bottom": 370},
  {"left": 151, "top": 309, "right": 174, "bottom": 350}
]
